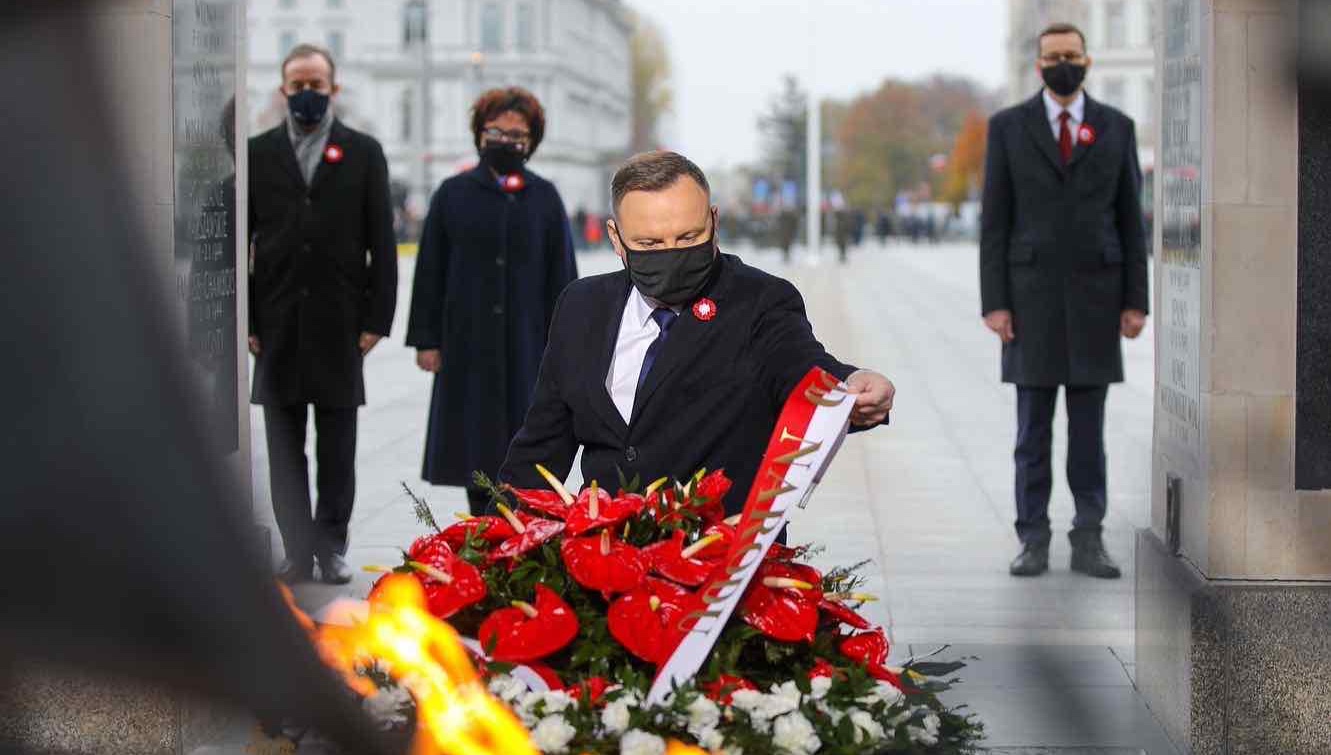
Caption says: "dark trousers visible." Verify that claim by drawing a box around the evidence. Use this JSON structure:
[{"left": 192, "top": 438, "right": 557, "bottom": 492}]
[
  {"left": 465, "top": 485, "right": 490, "bottom": 517},
  {"left": 263, "top": 404, "right": 358, "bottom": 562},
  {"left": 1014, "top": 385, "right": 1108, "bottom": 545}
]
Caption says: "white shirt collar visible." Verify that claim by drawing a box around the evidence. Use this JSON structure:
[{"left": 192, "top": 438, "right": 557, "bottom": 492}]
[
  {"left": 1043, "top": 89, "right": 1085, "bottom": 125},
  {"left": 626, "top": 286, "right": 657, "bottom": 329}
]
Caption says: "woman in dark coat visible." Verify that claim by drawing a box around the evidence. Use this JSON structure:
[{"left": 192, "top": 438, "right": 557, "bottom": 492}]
[{"left": 406, "top": 87, "right": 577, "bottom": 514}]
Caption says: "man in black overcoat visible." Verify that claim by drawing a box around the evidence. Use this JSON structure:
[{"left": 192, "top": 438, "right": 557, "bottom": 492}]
[
  {"left": 249, "top": 45, "right": 397, "bottom": 584},
  {"left": 980, "top": 23, "right": 1149, "bottom": 579},
  {"left": 499, "top": 151, "right": 896, "bottom": 516}
]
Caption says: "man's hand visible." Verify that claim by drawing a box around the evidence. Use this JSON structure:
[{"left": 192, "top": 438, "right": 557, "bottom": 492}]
[
  {"left": 359, "top": 332, "right": 383, "bottom": 356},
  {"left": 984, "top": 309, "right": 1015, "bottom": 343},
  {"left": 416, "top": 348, "right": 442, "bottom": 373},
  {"left": 844, "top": 369, "right": 895, "bottom": 427},
  {"left": 1121, "top": 309, "right": 1147, "bottom": 339},
  {"left": 248, "top": 336, "right": 261, "bottom": 356}
]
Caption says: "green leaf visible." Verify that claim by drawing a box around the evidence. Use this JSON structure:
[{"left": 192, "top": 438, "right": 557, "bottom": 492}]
[{"left": 401, "top": 482, "right": 441, "bottom": 533}]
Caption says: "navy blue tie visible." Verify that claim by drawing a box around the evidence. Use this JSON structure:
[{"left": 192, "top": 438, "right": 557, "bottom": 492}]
[{"left": 637, "top": 308, "right": 679, "bottom": 391}]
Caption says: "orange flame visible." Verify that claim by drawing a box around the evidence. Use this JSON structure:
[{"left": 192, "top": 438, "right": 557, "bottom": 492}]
[{"left": 282, "top": 576, "right": 536, "bottom": 755}]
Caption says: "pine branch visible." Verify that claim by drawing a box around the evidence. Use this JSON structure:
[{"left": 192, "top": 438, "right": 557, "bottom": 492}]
[
  {"left": 401, "top": 482, "right": 441, "bottom": 533},
  {"left": 470, "top": 470, "right": 512, "bottom": 509}
]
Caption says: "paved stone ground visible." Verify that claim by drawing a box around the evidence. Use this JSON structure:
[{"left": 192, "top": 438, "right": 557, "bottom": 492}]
[{"left": 236, "top": 240, "right": 1176, "bottom": 754}]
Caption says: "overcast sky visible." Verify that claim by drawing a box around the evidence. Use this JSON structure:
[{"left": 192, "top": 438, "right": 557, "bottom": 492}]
[{"left": 624, "top": 0, "right": 1008, "bottom": 171}]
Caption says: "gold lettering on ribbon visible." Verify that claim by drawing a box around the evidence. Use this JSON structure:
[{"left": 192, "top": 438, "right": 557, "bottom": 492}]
[
  {"left": 779, "top": 427, "right": 806, "bottom": 445},
  {"left": 819, "top": 372, "right": 841, "bottom": 390},
  {"left": 757, "top": 482, "right": 798, "bottom": 502},
  {"left": 774, "top": 441, "right": 822, "bottom": 465}
]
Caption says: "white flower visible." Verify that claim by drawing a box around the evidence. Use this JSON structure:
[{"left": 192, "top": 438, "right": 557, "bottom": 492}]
[
  {"left": 858, "top": 680, "right": 905, "bottom": 709},
  {"left": 536, "top": 690, "right": 574, "bottom": 715},
  {"left": 720, "top": 747, "right": 744, "bottom": 755},
  {"left": 809, "top": 676, "right": 833, "bottom": 700},
  {"left": 769, "top": 680, "right": 803, "bottom": 707},
  {"left": 731, "top": 689, "right": 798, "bottom": 722},
  {"left": 530, "top": 715, "right": 577, "bottom": 753},
  {"left": 908, "top": 724, "right": 939, "bottom": 746},
  {"left": 848, "top": 708, "right": 886, "bottom": 743},
  {"left": 697, "top": 727, "right": 725, "bottom": 751},
  {"left": 684, "top": 696, "right": 721, "bottom": 739},
  {"left": 922, "top": 711, "right": 941, "bottom": 734},
  {"left": 619, "top": 729, "right": 666, "bottom": 755},
  {"left": 361, "top": 686, "right": 412, "bottom": 730},
  {"left": 601, "top": 698, "right": 632, "bottom": 736},
  {"left": 771, "top": 712, "right": 821, "bottom": 755},
  {"left": 487, "top": 674, "right": 529, "bottom": 703}
]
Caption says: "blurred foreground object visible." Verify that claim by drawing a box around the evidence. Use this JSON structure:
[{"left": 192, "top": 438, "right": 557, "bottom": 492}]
[{"left": 0, "top": 3, "right": 387, "bottom": 752}]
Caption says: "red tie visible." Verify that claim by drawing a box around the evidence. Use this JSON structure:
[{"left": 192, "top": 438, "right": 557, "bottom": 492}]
[{"left": 1058, "top": 111, "right": 1073, "bottom": 164}]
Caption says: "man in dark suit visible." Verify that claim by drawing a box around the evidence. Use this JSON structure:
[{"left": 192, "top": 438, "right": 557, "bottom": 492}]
[
  {"left": 499, "top": 151, "right": 895, "bottom": 515},
  {"left": 249, "top": 44, "right": 397, "bottom": 584},
  {"left": 980, "top": 23, "right": 1149, "bottom": 579}
]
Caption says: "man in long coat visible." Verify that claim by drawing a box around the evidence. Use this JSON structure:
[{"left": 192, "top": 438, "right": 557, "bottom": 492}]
[
  {"left": 980, "top": 23, "right": 1148, "bottom": 579},
  {"left": 249, "top": 45, "right": 397, "bottom": 583},
  {"left": 406, "top": 88, "right": 577, "bottom": 515}
]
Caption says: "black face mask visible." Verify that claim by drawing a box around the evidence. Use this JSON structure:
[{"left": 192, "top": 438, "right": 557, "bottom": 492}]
[
  {"left": 480, "top": 142, "right": 527, "bottom": 175},
  {"left": 287, "top": 89, "right": 331, "bottom": 127},
  {"left": 1041, "top": 61, "right": 1087, "bottom": 97},
  {"left": 615, "top": 215, "right": 719, "bottom": 306}
]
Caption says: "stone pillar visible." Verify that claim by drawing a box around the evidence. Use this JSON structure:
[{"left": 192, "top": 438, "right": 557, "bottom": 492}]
[
  {"left": 0, "top": 2, "right": 250, "bottom": 753},
  {"left": 1138, "top": 0, "right": 1331, "bottom": 751}
]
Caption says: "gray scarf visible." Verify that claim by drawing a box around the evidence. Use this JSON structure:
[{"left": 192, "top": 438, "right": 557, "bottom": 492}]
[{"left": 287, "top": 112, "right": 334, "bottom": 186}]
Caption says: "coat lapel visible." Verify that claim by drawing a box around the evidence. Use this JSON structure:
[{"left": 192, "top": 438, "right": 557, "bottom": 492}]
[
  {"left": 1019, "top": 93, "right": 1066, "bottom": 177},
  {"left": 589, "top": 274, "right": 633, "bottom": 438},
  {"left": 629, "top": 257, "right": 731, "bottom": 424},
  {"left": 1067, "top": 95, "right": 1108, "bottom": 168},
  {"left": 307, "top": 119, "right": 347, "bottom": 194},
  {"left": 271, "top": 124, "right": 305, "bottom": 188}
]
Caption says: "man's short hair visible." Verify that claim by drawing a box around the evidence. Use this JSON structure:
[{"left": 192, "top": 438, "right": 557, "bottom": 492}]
[
  {"left": 281, "top": 43, "right": 337, "bottom": 84},
  {"left": 611, "top": 151, "right": 711, "bottom": 216},
  {"left": 1037, "top": 22, "right": 1086, "bottom": 54}
]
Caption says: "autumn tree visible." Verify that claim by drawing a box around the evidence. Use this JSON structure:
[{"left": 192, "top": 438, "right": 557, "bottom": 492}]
[
  {"left": 629, "top": 11, "right": 673, "bottom": 153},
  {"left": 940, "top": 109, "right": 988, "bottom": 209},
  {"left": 757, "top": 74, "right": 808, "bottom": 188}
]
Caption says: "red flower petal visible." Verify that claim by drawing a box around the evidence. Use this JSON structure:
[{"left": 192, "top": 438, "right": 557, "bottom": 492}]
[
  {"left": 435, "top": 517, "right": 516, "bottom": 551},
  {"left": 607, "top": 579, "right": 698, "bottom": 664},
  {"left": 560, "top": 532, "right": 647, "bottom": 594},
  {"left": 477, "top": 584, "right": 579, "bottom": 662},
  {"left": 809, "top": 658, "right": 838, "bottom": 679},
  {"left": 506, "top": 486, "right": 572, "bottom": 520},
  {"left": 738, "top": 562, "right": 823, "bottom": 643},
  {"left": 487, "top": 517, "right": 565, "bottom": 563},
  {"left": 371, "top": 543, "right": 486, "bottom": 620},
  {"left": 571, "top": 676, "right": 613, "bottom": 707},
  {"left": 819, "top": 598, "right": 871, "bottom": 630},
  {"left": 701, "top": 675, "right": 758, "bottom": 705},
  {"left": 642, "top": 530, "right": 720, "bottom": 587},
  {"left": 565, "top": 489, "right": 644, "bottom": 536},
  {"left": 839, "top": 628, "right": 890, "bottom": 668}
]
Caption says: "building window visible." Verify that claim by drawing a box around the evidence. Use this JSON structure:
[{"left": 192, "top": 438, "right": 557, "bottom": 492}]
[
  {"left": 279, "top": 30, "right": 297, "bottom": 58},
  {"left": 481, "top": 1, "right": 503, "bottom": 52},
  {"left": 516, "top": 2, "right": 535, "bottom": 51},
  {"left": 1106, "top": 1, "right": 1127, "bottom": 49},
  {"left": 327, "top": 30, "right": 344, "bottom": 59},
  {"left": 401, "top": 88, "right": 414, "bottom": 142},
  {"left": 403, "top": 0, "right": 428, "bottom": 48}
]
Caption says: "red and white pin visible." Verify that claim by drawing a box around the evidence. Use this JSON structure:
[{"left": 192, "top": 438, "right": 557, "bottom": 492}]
[
  {"left": 692, "top": 297, "right": 718, "bottom": 322},
  {"left": 500, "top": 173, "right": 526, "bottom": 193},
  {"left": 323, "top": 144, "right": 344, "bottom": 163},
  {"left": 1077, "top": 124, "right": 1096, "bottom": 146}
]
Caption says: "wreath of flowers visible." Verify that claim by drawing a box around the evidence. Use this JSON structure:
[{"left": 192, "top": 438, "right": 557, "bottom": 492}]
[{"left": 361, "top": 470, "right": 983, "bottom": 754}]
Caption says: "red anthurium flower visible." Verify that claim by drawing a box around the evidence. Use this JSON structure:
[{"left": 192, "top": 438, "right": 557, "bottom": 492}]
[
  {"left": 608, "top": 579, "right": 698, "bottom": 664},
  {"left": 642, "top": 529, "right": 724, "bottom": 587},
  {"left": 809, "top": 658, "right": 839, "bottom": 680},
  {"left": 644, "top": 483, "right": 677, "bottom": 520},
  {"left": 505, "top": 485, "right": 573, "bottom": 520},
  {"left": 739, "top": 562, "right": 824, "bottom": 643},
  {"left": 701, "top": 675, "right": 758, "bottom": 705},
  {"left": 369, "top": 544, "right": 486, "bottom": 620},
  {"left": 691, "top": 469, "right": 731, "bottom": 524},
  {"left": 487, "top": 504, "right": 566, "bottom": 563},
  {"left": 565, "top": 482, "right": 644, "bottom": 536},
  {"left": 571, "top": 676, "right": 615, "bottom": 707},
  {"left": 436, "top": 516, "right": 516, "bottom": 551},
  {"left": 839, "top": 628, "right": 890, "bottom": 668},
  {"left": 819, "top": 598, "right": 871, "bottom": 630},
  {"left": 868, "top": 663, "right": 906, "bottom": 690},
  {"left": 561, "top": 530, "right": 647, "bottom": 594},
  {"left": 478, "top": 584, "right": 579, "bottom": 662}
]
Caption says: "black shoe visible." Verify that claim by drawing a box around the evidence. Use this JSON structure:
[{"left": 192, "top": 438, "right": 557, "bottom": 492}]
[
  {"left": 1009, "top": 541, "right": 1049, "bottom": 576},
  {"left": 276, "top": 557, "right": 313, "bottom": 584},
  {"left": 1070, "top": 542, "right": 1122, "bottom": 579},
  {"left": 318, "top": 553, "right": 353, "bottom": 585}
]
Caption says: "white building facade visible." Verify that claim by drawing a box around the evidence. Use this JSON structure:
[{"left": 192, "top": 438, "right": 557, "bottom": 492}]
[
  {"left": 248, "top": 0, "right": 632, "bottom": 220},
  {"left": 1007, "top": 0, "right": 1156, "bottom": 170}
]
